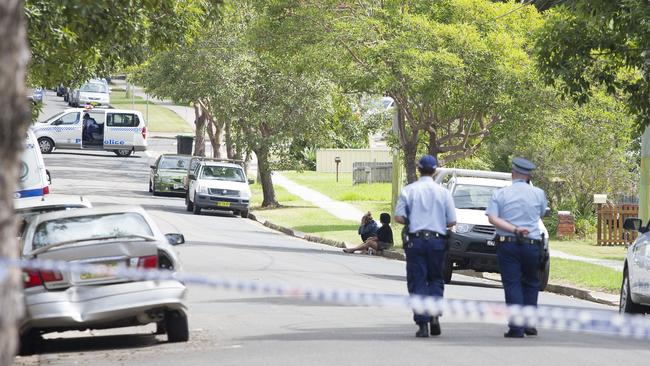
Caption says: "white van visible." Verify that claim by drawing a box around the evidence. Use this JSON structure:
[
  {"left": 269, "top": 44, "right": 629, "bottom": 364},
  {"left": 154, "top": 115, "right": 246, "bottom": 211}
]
[
  {"left": 33, "top": 108, "right": 147, "bottom": 157},
  {"left": 15, "top": 129, "right": 49, "bottom": 199}
]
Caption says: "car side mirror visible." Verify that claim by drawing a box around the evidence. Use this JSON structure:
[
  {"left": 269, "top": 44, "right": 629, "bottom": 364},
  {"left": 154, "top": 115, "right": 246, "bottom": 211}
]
[
  {"left": 544, "top": 207, "right": 551, "bottom": 217},
  {"left": 165, "top": 233, "right": 185, "bottom": 246},
  {"left": 188, "top": 173, "right": 196, "bottom": 180},
  {"left": 52, "top": 120, "right": 62, "bottom": 126},
  {"left": 623, "top": 218, "right": 644, "bottom": 233},
  {"left": 46, "top": 170, "right": 52, "bottom": 185},
  {"left": 248, "top": 179, "right": 254, "bottom": 185},
  {"left": 150, "top": 165, "right": 156, "bottom": 169}
]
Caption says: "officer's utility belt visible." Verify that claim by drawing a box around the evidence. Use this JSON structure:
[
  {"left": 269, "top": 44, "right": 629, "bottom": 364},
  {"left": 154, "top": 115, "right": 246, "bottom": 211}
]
[
  {"left": 410, "top": 230, "right": 447, "bottom": 239},
  {"left": 497, "top": 235, "right": 542, "bottom": 245}
]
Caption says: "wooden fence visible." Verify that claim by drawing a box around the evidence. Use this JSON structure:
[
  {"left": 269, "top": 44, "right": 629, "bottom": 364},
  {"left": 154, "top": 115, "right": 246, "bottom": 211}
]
[{"left": 596, "top": 203, "right": 639, "bottom": 246}]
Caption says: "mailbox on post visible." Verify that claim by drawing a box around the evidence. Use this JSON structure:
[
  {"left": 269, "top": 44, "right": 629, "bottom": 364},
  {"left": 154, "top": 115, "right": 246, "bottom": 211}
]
[{"left": 334, "top": 156, "right": 341, "bottom": 182}]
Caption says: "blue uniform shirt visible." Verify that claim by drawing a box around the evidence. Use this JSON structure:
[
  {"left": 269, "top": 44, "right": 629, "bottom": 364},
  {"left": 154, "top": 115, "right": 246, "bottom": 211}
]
[
  {"left": 485, "top": 179, "right": 548, "bottom": 240},
  {"left": 395, "top": 176, "right": 456, "bottom": 234}
]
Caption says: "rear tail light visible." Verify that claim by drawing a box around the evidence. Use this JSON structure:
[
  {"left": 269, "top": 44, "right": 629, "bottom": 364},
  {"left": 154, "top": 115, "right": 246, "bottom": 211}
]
[
  {"left": 141, "top": 126, "right": 147, "bottom": 140},
  {"left": 137, "top": 255, "right": 157, "bottom": 269},
  {"left": 23, "top": 270, "right": 42, "bottom": 289},
  {"left": 22, "top": 270, "right": 62, "bottom": 288},
  {"left": 43, "top": 186, "right": 49, "bottom": 195}
]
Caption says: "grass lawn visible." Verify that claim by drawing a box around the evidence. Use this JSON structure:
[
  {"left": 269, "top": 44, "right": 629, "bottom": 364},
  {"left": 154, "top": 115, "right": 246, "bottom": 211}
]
[
  {"left": 110, "top": 90, "right": 192, "bottom": 133},
  {"left": 551, "top": 238, "right": 627, "bottom": 261},
  {"left": 550, "top": 258, "right": 623, "bottom": 294}
]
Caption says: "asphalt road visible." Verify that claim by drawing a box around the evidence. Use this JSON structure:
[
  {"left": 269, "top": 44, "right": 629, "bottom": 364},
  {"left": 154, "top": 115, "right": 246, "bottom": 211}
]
[{"left": 16, "top": 92, "right": 650, "bottom": 365}]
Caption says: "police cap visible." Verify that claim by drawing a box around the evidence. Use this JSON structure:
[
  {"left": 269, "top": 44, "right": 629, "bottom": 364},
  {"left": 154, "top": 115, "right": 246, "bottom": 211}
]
[
  {"left": 512, "top": 157, "right": 536, "bottom": 175},
  {"left": 417, "top": 155, "right": 438, "bottom": 170}
]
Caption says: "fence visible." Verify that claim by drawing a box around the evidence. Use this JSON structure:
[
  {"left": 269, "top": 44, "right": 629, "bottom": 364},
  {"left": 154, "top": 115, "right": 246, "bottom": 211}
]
[
  {"left": 596, "top": 203, "right": 639, "bottom": 246},
  {"left": 316, "top": 149, "right": 391, "bottom": 173},
  {"left": 352, "top": 162, "right": 392, "bottom": 184}
]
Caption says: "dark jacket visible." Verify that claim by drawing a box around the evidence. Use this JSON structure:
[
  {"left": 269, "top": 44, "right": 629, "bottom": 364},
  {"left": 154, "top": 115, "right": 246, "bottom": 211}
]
[{"left": 358, "top": 220, "right": 378, "bottom": 242}]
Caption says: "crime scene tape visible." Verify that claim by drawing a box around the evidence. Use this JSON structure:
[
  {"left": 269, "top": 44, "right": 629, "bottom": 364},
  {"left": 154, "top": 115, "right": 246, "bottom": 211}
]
[{"left": 2, "top": 257, "right": 650, "bottom": 340}]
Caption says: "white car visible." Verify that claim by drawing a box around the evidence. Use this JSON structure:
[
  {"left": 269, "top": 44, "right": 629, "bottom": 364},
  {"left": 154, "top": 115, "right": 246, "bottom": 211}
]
[
  {"left": 19, "top": 206, "right": 188, "bottom": 354},
  {"left": 16, "top": 130, "right": 50, "bottom": 199},
  {"left": 620, "top": 218, "right": 650, "bottom": 314},
  {"left": 72, "top": 81, "right": 110, "bottom": 107},
  {"left": 34, "top": 108, "right": 147, "bottom": 157},
  {"left": 435, "top": 168, "right": 551, "bottom": 290},
  {"left": 185, "top": 158, "right": 253, "bottom": 217},
  {"left": 14, "top": 195, "right": 92, "bottom": 237}
]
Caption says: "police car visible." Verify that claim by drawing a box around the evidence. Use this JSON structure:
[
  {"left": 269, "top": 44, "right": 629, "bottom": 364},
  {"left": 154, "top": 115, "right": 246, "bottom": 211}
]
[
  {"left": 15, "top": 130, "right": 49, "bottom": 200},
  {"left": 435, "top": 168, "right": 551, "bottom": 291},
  {"left": 33, "top": 107, "right": 147, "bottom": 157},
  {"left": 620, "top": 218, "right": 650, "bottom": 314}
]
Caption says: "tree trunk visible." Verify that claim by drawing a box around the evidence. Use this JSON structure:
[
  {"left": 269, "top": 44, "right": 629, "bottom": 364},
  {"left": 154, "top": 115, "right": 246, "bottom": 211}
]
[
  {"left": 205, "top": 117, "right": 222, "bottom": 159},
  {"left": 427, "top": 130, "right": 439, "bottom": 160},
  {"left": 225, "top": 118, "right": 235, "bottom": 159},
  {"left": 0, "top": 0, "right": 30, "bottom": 362},
  {"left": 254, "top": 146, "right": 278, "bottom": 207},
  {"left": 404, "top": 143, "right": 418, "bottom": 184},
  {"left": 192, "top": 102, "right": 206, "bottom": 157}
]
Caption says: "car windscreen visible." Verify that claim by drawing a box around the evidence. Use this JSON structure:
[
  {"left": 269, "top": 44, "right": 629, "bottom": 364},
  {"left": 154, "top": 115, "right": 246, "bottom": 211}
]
[
  {"left": 80, "top": 83, "right": 108, "bottom": 93},
  {"left": 160, "top": 156, "right": 191, "bottom": 170},
  {"left": 200, "top": 166, "right": 245, "bottom": 182},
  {"left": 32, "top": 212, "right": 153, "bottom": 249},
  {"left": 452, "top": 184, "right": 499, "bottom": 210}
]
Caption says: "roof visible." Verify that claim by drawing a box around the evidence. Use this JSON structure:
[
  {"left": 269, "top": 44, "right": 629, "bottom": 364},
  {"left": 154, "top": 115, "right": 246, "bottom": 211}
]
[
  {"left": 28, "top": 205, "right": 147, "bottom": 224},
  {"left": 454, "top": 177, "right": 511, "bottom": 188},
  {"left": 63, "top": 108, "right": 142, "bottom": 115}
]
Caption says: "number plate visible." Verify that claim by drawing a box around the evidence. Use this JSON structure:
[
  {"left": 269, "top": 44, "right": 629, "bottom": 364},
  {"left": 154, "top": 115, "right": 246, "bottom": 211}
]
[
  {"left": 79, "top": 262, "right": 117, "bottom": 280},
  {"left": 217, "top": 201, "right": 230, "bottom": 207},
  {"left": 486, "top": 240, "right": 495, "bottom": 247}
]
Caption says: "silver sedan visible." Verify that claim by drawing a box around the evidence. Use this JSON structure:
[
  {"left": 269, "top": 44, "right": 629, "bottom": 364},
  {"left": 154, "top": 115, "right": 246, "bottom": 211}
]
[{"left": 19, "top": 205, "right": 188, "bottom": 354}]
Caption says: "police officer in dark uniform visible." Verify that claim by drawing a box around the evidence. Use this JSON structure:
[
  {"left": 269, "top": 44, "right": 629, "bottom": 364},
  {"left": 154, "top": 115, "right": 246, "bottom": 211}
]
[
  {"left": 486, "top": 157, "right": 548, "bottom": 338},
  {"left": 395, "top": 155, "right": 456, "bottom": 338}
]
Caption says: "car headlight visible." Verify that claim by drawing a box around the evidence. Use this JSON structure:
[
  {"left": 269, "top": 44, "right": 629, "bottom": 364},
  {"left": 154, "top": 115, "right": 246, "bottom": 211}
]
[
  {"left": 197, "top": 184, "right": 208, "bottom": 194},
  {"left": 452, "top": 223, "right": 474, "bottom": 234}
]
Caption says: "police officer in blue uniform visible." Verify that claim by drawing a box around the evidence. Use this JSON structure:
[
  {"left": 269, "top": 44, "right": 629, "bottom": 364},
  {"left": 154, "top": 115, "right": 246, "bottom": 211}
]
[
  {"left": 395, "top": 155, "right": 456, "bottom": 338},
  {"left": 486, "top": 157, "right": 548, "bottom": 338}
]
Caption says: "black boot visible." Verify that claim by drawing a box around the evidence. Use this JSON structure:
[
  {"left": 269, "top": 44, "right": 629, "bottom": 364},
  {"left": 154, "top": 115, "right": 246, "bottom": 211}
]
[
  {"left": 524, "top": 327, "right": 538, "bottom": 336},
  {"left": 430, "top": 317, "right": 441, "bottom": 336},
  {"left": 503, "top": 329, "right": 524, "bottom": 338},
  {"left": 415, "top": 323, "right": 429, "bottom": 338}
]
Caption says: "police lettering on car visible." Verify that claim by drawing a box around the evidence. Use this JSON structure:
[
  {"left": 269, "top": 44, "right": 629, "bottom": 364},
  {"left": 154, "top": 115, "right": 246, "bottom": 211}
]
[
  {"left": 486, "top": 157, "right": 548, "bottom": 338},
  {"left": 395, "top": 155, "right": 456, "bottom": 338}
]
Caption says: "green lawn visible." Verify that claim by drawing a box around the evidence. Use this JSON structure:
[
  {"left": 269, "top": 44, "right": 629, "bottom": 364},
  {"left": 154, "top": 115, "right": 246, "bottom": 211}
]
[
  {"left": 551, "top": 238, "right": 627, "bottom": 261},
  {"left": 110, "top": 90, "right": 192, "bottom": 133},
  {"left": 550, "top": 258, "right": 623, "bottom": 293}
]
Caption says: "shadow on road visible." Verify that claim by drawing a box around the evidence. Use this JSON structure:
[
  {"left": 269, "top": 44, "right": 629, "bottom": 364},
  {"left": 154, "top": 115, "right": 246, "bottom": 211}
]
[
  {"left": 236, "top": 322, "right": 650, "bottom": 350},
  {"left": 37, "top": 333, "right": 160, "bottom": 355},
  {"left": 50, "top": 151, "right": 144, "bottom": 159}
]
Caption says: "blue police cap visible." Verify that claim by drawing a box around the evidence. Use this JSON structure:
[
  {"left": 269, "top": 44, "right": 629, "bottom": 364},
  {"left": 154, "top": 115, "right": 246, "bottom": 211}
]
[
  {"left": 417, "top": 155, "right": 438, "bottom": 169},
  {"left": 512, "top": 157, "right": 536, "bottom": 175}
]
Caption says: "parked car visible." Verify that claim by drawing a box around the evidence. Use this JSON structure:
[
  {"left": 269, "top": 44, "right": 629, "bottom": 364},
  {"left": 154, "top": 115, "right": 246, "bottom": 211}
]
[
  {"left": 15, "top": 130, "right": 49, "bottom": 200},
  {"left": 620, "top": 218, "right": 650, "bottom": 314},
  {"left": 435, "top": 168, "right": 551, "bottom": 291},
  {"left": 185, "top": 158, "right": 252, "bottom": 217},
  {"left": 18, "top": 205, "right": 189, "bottom": 354},
  {"left": 14, "top": 195, "right": 92, "bottom": 237},
  {"left": 27, "top": 88, "right": 43, "bottom": 104},
  {"left": 76, "top": 81, "right": 110, "bottom": 107},
  {"left": 150, "top": 154, "right": 192, "bottom": 195},
  {"left": 67, "top": 87, "right": 80, "bottom": 107},
  {"left": 55, "top": 84, "right": 66, "bottom": 97}
]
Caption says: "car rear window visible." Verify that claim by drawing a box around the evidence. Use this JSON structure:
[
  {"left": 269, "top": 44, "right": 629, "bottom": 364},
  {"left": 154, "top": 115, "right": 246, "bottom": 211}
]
[
  {"left": 453, "top": 184, "right": 498, "bottom": 210},
  {"left": 32, "top": 212, "right": 153, "bottom": 249},
  {"left": 160, "top": 156, "right": 191, "bottom": 170}
]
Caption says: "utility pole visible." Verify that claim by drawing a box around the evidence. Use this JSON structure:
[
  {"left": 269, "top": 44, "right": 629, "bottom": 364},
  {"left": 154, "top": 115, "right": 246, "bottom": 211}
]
[{"left": 640, "top": 127, "right": 650, "bottom": 223}]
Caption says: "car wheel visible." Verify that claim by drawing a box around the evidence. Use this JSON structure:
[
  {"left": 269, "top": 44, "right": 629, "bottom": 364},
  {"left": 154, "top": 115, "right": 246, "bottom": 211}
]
[
  {"left": 152, "top": 181, "right": 160, "bottom": 196},
  {"left": 37, "top": 137, "right": 54, "bottom": 154},
  {"left": 443, "top": 254, "right": 453, "bottom": 284},
  {"left": 192, "top": 195, "right": 201, "bottom": 215},
  {"left": 185, "top": 194, "right": 193, "bottom": 212},
  {"left": 538, "top": 258, "right": 550, "bottom": 292},
  {"left": 165, "top": 310, "right": 189, "bottom": 343},
  {"left": 240, "top": 209, "right": 249, "bottom": 218},
  {"left": 18, "top": 330, "right": 42, "bottom": 356},
  {"left": 114, "top": 149, "right": 133, "bottom": 157},
  {"left": 620, "top": 267, "right": 647, "bottom": 314}
]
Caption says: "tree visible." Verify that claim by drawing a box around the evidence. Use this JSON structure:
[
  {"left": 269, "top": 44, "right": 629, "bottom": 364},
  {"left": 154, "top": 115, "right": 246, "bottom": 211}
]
[
  {"left": 252, "top": 0, "right": 543, "bottom": 182},
  {"left": 0, "top": 1, "right": 30, "bottom": 362},
  {"left": 535, "top": 0, "right": 650, "bottom": 127}
]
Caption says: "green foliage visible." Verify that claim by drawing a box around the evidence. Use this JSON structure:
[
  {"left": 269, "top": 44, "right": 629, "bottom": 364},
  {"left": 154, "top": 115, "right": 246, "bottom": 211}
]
[
  {"left": 25, "top": 0, "right": 221, "bottom": 87},
  {"left": 535, "top": 1, "right": 650, "bottom": 128}
]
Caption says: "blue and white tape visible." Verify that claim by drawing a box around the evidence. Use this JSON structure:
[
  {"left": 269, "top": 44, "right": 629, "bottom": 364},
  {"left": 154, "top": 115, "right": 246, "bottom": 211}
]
[{"left": 3, "top": 257, "right": 650, "bottom": 339}]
